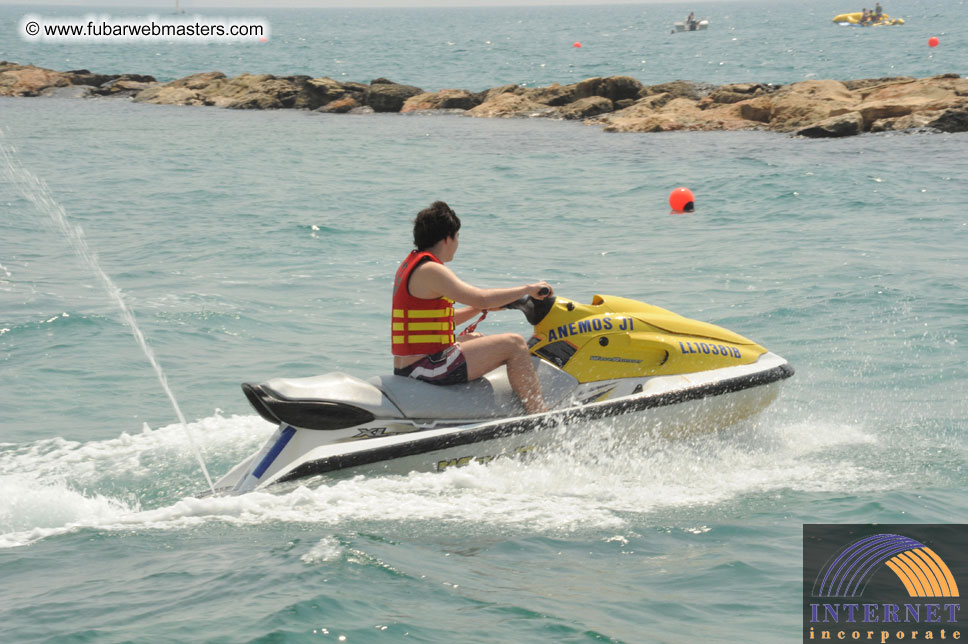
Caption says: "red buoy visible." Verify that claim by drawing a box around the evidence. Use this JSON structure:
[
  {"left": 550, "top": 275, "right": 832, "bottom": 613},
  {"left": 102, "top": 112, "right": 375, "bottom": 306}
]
[
  {"left": 928, "top": 36, "right": 940, "bottom": 48},
  {"left": 573, "top": 42, "right": 582, "bottom": 48},
  {"left": 669, "top": 187, "right": 695, "bottom": 213}
]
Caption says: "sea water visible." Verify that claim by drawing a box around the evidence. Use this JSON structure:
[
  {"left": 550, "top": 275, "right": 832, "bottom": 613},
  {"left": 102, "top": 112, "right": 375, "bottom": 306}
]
[
  {"left": 3, "top": 0, "right": 966, "bottom": 89},
  {"left": 1, "top": 2, "right": 966, "bottom": 642},
  {"left": 1, "top": 137, "right": 216, "bottom": 492}
]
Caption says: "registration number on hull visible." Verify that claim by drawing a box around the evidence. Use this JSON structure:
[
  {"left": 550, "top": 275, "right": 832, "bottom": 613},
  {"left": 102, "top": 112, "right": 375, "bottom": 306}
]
[{"left": 436, "top": 445, "right": 536, "bottom": 471}]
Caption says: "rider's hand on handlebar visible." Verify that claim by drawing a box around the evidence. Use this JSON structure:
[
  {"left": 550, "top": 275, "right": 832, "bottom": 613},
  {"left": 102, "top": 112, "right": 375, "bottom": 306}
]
[{"left": 528, "top": 282, "right": 554, "bottom": 299}]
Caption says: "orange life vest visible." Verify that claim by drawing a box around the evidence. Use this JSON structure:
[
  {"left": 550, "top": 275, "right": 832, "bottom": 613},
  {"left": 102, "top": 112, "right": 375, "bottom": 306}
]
[{"left": 391, "top": 250, "right": 455, "bottom": 356}]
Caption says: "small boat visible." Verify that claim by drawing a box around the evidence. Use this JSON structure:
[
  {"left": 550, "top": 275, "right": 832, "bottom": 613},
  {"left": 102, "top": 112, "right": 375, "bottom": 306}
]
[
  {"left": 674, "top": 19, "right": 709, "bottom": 32},
  {"left": 833, "top": 12, "right": 904, "bottom": 26},
  {"left": 210, "top": 290, "right": 794, "bottom": 495}
]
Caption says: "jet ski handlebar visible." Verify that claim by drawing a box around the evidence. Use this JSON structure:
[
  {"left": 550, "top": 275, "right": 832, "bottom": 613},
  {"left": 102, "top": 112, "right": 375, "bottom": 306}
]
[{"left": 501, "top": 287, "right": 556, "bottom": 326}]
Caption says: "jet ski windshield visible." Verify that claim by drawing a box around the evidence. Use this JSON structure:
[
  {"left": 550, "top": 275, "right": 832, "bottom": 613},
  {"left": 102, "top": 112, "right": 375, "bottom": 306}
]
[{"left": 503, "top": 293, "right": 556, "bottom": 325}]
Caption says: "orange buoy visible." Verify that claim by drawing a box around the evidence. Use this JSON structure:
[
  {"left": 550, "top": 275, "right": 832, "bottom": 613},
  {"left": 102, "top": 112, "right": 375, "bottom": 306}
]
[
  {"left": 573, "top": 42, "right": 582, "bottom": 48},
  {"left": 928, "top": 36, "right": 940, "bottom": 47},
  {"left": 669, "top": 187, "right": 695, "bottom": 213}
]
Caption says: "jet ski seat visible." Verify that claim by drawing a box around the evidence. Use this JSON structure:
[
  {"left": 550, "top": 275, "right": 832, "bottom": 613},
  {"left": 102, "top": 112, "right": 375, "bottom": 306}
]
[
  {"left": 249, "top": 358, "right": 579, "bottom": 428},
  {"left": 372, "top": 358, "right": 579, "bottom": 420}
]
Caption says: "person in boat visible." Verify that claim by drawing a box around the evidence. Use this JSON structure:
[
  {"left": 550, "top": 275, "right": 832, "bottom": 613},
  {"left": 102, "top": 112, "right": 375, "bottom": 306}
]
[
  {"left": 685, "top": 12, "right": 697, "bottom": 30},
  {"left": 873, "top": 3, "right": 883, "bottom": 20},
  {"left": 392, "top": 201, "right": 553, "bottom": 413}
]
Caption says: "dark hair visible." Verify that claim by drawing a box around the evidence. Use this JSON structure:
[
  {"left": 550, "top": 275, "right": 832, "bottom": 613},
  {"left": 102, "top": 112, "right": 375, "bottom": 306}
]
[{"left": 413, "top": 201, "right": 461, "bottom": 251}]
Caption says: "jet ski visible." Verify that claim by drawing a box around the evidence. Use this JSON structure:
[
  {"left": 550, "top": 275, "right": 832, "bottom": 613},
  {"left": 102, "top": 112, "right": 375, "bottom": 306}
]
[
  {"left": 211, "top": 292, "right": 794, "bottom": 495},
  {"left": 674, "top": 19, "right": 709, "bottom": 32}
]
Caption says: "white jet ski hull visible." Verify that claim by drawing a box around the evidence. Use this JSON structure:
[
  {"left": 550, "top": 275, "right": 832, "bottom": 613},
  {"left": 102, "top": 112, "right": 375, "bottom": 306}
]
[
  {"left": 212, "top": 352, "right": 792, "bottom": 495},
  {"left": 674, "top": 19, "right": 709, "bottom": 31}
]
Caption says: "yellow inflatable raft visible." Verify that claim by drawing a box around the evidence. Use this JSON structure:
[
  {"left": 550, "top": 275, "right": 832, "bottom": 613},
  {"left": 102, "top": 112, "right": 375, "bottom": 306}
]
[{"left": 832, "top": 12, "right": 904, "bottom": 25}]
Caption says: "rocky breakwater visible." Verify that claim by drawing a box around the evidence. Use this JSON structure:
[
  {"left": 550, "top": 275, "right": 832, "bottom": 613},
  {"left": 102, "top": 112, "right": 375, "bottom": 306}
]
[
  {"left": 3, "top": 62, "right": 967, "bottom": 137},
  {"left": 571, "top": 74, "right": 968, "bottom": 136},
  {"left": 0, "top": 62, "right": 156, "bottom": 98}
]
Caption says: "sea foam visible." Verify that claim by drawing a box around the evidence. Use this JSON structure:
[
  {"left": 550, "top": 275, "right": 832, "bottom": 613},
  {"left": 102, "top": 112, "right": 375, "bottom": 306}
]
[{"left": 0, "top": 411, "right": 881, "bottom": 549}]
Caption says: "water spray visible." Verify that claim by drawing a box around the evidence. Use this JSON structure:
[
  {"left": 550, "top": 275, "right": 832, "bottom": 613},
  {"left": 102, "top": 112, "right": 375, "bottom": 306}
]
[{"left": 1, "top": 132, "right": 215, "bottom": 495}]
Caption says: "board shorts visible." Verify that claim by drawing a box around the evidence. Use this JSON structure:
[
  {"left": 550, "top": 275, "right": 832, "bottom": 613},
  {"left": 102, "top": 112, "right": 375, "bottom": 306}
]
[{"left": 393, "top": 343, "right": 469, "bottom": 386}]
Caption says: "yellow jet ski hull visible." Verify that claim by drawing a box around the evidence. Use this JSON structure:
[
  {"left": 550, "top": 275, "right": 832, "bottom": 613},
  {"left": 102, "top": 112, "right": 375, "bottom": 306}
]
[{"left": 530, "top": 294, "right": 767, "bottom": 383}]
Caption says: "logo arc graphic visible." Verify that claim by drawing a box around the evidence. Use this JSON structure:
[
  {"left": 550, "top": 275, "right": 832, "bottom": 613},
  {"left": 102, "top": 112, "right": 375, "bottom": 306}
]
[{"left": 813, "top": 533, "right": 961, "bottom": 598}]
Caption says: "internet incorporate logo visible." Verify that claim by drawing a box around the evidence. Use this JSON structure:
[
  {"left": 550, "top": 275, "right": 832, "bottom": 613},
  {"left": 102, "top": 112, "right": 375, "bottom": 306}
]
[{"left": 804, "top": 525, "right": 964, "bottom": 643}]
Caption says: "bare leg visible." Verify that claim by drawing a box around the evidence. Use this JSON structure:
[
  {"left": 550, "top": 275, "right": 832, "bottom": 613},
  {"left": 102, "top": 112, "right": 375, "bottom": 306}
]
[{"left": 459, "top": 334, "right": 547, "bottom": 414}]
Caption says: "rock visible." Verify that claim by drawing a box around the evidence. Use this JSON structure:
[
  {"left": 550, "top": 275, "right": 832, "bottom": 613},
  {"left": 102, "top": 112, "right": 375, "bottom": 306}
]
[
  {"left": 134, "top": 86, "right": 207, "bottom": 106},
  {"left": 767, "top": 80, "right": 859, "bottom": 132},
  {"left": 853, "top": 76, "right": 968, "bottom": 129},
  {"left": 597, "top": 96, "right": 755, "bottom": 133},
  {"left": 239, "top": 74, "right": 304, "bottom": 109},
  {"left": 401, "top": 89, "right": 480, "bottom": 112},
  {"left": 707, "top": 83, "right": 777, "bottom": 106},
  {"left": 133, "top": 71, "right": 227, "bottom": 105},
  {"left": 586, "top": 94, "right": 669, "bottom": 130},
  {"left": 466, "top": 92, "right": 556, "bottom": 118},
  {"left": 856, "top": 97, "right": 924, "bottom": 128},
  {"left": 0, "top": 63, "right": 70, "bottom": 96},
  {"left": 795, "top": 112, "right": 864, "bottom": 138},
  {"left": 737, "top": 95, "right": 773, "bottom": 123},
  {"left": 342, "top": 81, "right": 370, "bottom": 94},
  {"left": 480, "top": 84, "right": 527, "bottom": 102},
  {"left": 679, "top": 100, "right": 762, "bottom": 131},
  {"left": 639, "top": 80, "right": 713, "bottom": 101},
  {"left": 574, "top": 76, "right": 644, "bottom": 102},
  {"left": 93, "top": 76, "right": 160, "bottom": 97},
  {"left": 843, "top": 76, "right": 916, "bottom": 92},
  {"left": 520, "top": 76, "right": 643, "bottom": 108},
  {"left": 295, "top": 77, "right": 367, "bottom": 110},
  {"left": 116, "top": 73, "right": 156, "bottom": 84},
  {"left": 62, "top": 69, "right": 120, "bottom": 87},
  {"left": 527, "top": 82, "right": 579, "bottom": 106},
  {"left": 224, "top": 92, "right": 285, "bottom": 110},
  {"left": 365, "top": 80, "right": 424, "bottom": 112},
  {"left": 135, "top": 70, "right": 367, "bottom": 111},
  {"left": 602, "top": 115, "right": 675, "bottom": 133},
  {"left": 295, "top": 77, "right": 349, "bottom": 110},
  {"left": 703, "top": 83, "right": 777, "bottom": 108},
  {"left": 316, "top": 96, "right": 360, "bottom": 113},
  {"left": 172, "top": 71, "right": 228, "bottom": 91},
  {"left": 706, "top": 90, "right": 750, "bottom": 105},
  {"left": 207, "top": 74, "right": 298, "bottom": 110},
  {"left": 559, "top": 96, "right": 614, "bottom": 120},
  {"left": 590, "top": 92, "right": 674, "bottom": 125},
  {"left": 104, "top": 80, "right": 159, "bottom": 97},
  {"left": 927, "top": 107, "right": 968, "bottom": 133},
  {"left": 638, "top": 92, "right": 677, "bottom": 111},
  {"left": 861, "top": 76, "right": 968, "bottom": 107},
  {"left": 870, "top": 113, "right": 936, "bottom": 132},
  {"left": 134, "top": 72, "right": 308, "bottom": 109}
]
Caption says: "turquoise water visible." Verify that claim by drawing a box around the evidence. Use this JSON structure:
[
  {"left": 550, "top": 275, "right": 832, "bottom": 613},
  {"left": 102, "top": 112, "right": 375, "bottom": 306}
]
[
  {"left": 2, "top": 2, "right": 967, "bottom": 643},
  {"left": 3, "top": 0, "right": 966, "bottom": 89}
]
